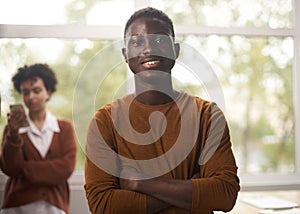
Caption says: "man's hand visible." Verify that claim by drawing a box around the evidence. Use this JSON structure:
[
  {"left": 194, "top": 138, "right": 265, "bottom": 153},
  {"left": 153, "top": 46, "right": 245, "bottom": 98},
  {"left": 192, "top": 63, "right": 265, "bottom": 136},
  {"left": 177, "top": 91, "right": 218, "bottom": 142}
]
[
  {"left": 119, "top": 166, "right": 144, "bottom": 191},
  {"left": 119, "top": 166, "right": 173, "bottom": 213},
  {"left": 119, "top": 165, "right": 192, "bottom": 210}
]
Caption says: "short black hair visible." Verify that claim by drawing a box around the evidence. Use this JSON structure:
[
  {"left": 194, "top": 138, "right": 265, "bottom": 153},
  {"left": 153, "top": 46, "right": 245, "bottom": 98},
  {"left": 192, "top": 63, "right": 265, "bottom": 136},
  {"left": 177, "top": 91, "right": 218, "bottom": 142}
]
[
  {"left": 124, "top": 7, "right": 175, "bottom": 39},
  {"left": 12, "top": 63, "right": 57, "bottom": 94}
]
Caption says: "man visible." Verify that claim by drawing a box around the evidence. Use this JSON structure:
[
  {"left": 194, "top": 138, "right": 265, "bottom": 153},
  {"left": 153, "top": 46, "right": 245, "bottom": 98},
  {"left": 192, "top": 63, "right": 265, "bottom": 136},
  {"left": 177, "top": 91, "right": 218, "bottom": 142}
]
[{"left": 84, "top": 7, "right": 240, "bottom": 214}]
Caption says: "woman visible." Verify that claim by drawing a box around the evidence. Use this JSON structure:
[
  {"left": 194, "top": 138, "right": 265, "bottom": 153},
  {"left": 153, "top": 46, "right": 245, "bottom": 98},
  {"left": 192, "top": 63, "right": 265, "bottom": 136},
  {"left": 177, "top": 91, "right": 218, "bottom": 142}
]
[{"left": 0, "top": 63, "right": 77, "bottom": 214}]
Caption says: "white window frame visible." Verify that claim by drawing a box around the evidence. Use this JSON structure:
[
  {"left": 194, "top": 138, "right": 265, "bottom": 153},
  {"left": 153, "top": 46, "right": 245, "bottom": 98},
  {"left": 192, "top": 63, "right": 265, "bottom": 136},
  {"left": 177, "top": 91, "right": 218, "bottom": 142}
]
[{"left": 0, "top": 0, "right": 299, "bottom": 191}]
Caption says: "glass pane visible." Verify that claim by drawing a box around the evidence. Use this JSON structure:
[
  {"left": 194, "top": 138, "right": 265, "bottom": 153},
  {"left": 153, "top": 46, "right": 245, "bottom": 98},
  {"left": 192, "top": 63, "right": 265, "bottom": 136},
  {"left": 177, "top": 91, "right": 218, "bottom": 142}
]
[
  {"left": 0, "top": 38, "right": 127, "bottom": 169},
  {"left": 177, "top": 35, "right": 295, "bottom": 174},
  {"left": 0, "top": 0, "right": 134, "bottom": 25},
  {"left": 150, "top": 0, "right": 292, "bottom": 28}
]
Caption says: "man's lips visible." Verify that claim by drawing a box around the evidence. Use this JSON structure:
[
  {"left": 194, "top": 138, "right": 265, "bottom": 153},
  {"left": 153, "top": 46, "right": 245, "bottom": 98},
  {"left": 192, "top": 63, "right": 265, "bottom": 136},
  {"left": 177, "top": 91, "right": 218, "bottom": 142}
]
[{"left": 141, "top": 59, "right": 161, "bottom": 68}]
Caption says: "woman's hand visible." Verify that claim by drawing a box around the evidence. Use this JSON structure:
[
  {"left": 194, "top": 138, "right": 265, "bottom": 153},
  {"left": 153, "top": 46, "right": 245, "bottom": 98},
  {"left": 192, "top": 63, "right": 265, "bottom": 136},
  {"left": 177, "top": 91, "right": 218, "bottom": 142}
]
[{"left": 7, "top": 105, "right": 28, "bottom": 138}]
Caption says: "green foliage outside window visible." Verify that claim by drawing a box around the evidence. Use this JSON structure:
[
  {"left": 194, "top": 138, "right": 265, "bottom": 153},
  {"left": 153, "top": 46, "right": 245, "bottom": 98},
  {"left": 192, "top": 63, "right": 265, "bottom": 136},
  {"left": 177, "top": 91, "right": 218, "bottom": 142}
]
[{"left": 0, "top": 0, "right": 294, "bottom": 174}]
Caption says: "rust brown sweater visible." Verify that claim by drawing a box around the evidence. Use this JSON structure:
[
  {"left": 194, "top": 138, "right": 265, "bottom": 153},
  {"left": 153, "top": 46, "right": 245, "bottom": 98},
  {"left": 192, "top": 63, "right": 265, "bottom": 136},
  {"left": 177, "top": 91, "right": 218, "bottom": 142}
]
[
  {"left": 85, "top": 92, "right": 240, "bottom": 214},
  {"left": 0, "top": 119, "right": 77, "bottom": 213}
]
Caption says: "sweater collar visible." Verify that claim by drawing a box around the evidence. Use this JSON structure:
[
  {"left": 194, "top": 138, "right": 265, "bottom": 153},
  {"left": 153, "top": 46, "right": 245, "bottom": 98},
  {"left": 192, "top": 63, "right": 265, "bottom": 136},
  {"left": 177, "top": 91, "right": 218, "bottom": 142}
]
[{"left": 19, "top": 111, "right": 60, "bottom": 134}]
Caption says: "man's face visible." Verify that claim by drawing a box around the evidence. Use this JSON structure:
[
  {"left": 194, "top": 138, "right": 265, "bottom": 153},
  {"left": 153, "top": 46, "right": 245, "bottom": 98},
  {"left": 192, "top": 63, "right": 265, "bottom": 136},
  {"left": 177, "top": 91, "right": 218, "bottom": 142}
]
[{"left": 122, "top": 17, "right": 179, "bottom": 75}]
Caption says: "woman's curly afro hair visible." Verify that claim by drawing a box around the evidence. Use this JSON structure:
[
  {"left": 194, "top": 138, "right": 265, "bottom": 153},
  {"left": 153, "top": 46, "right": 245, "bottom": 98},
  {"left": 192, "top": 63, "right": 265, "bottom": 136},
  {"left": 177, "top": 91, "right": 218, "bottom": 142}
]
[{"left": 12, "top": 63, "right": 57, "bottom": 94}]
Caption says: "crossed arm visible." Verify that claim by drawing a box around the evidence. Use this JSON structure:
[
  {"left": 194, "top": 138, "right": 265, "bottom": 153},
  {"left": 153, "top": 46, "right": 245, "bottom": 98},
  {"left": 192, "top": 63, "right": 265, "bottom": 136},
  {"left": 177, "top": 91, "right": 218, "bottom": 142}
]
[
  {"left": 84, "top": 103, "right": 240, "bottom": 214},
  {"left": 119, "top": 168, "right": 196, "bottom": 213},
  {"left": 85, "top": 130, "right": 239, "bottom": 214},
  {"left": 85, "top": 151, "right": 239, "bottom": 214},
  {"left": 118, "top": 148, "right": 238, "bottom": 214}
]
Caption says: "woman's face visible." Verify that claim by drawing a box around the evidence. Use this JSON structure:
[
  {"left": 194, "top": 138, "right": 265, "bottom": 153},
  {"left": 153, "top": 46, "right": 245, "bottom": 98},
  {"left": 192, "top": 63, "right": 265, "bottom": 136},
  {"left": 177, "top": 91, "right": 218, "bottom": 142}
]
[
  {"left": 122, "top": 17, "right": 179, "bottom": 75},
  {"left": 20, "top": 77, "right": 51, "bottom": 114}
]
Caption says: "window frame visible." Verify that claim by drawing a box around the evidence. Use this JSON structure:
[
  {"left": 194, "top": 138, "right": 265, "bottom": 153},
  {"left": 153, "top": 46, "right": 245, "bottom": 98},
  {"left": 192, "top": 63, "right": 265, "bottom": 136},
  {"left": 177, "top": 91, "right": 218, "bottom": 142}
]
[{"left": 0, "top": 0, "right": 299, "bottom": 191}]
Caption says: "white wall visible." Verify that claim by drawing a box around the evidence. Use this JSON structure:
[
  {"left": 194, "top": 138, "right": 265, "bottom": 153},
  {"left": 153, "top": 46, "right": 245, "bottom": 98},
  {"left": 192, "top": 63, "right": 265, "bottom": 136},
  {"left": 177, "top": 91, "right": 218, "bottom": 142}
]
[{"left": 69, "top": 186, "right": 91, "bottom": 214}]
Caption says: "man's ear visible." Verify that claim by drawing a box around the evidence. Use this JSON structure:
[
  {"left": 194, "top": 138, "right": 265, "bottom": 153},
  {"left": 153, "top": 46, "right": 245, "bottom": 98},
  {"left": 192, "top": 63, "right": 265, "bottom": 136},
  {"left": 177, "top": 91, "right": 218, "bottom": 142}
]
[
  {"left": 122, "top": 48, "right": 128, "bottom": 63},
  {"left": 174, "top": 43, "right": 180, "bottom": 59}
]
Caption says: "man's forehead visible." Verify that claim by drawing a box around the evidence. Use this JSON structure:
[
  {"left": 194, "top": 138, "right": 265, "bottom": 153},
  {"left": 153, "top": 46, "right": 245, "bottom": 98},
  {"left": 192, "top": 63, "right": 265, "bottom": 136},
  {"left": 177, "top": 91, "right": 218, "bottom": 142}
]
[{"left": 126, "top": 17, "right": 171, "bottom": 33}]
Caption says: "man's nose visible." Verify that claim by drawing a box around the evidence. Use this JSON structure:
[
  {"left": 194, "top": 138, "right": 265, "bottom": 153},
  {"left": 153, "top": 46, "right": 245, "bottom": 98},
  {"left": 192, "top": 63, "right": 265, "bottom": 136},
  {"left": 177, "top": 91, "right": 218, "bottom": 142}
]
[{"left": 143, "top": 37, "right": 157, "bottom": 55}]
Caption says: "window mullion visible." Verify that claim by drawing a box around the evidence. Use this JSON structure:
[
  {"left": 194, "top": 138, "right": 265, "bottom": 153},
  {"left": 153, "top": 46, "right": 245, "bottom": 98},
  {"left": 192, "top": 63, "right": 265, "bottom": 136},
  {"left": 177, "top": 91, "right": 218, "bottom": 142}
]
[
  {"left": 175, "top": 25, "right": 294, "bottom": 37},
  {"left": 292, "top": 0, "right": 300, "bottom": 178}
]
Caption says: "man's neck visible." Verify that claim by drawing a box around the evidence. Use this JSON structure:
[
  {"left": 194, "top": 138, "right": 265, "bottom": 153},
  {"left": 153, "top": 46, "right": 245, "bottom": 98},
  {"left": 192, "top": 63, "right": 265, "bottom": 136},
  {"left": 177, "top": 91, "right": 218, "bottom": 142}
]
[{"left": 134, "top": 71, "right": 178, "bottom": 105}]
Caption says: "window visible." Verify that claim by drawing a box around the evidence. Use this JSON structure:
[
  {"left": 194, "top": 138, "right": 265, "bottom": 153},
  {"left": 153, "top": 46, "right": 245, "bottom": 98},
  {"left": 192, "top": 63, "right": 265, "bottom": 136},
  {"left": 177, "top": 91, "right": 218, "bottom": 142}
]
[{"left": 0, "top": 0, "right": 299, "bottom": 190}]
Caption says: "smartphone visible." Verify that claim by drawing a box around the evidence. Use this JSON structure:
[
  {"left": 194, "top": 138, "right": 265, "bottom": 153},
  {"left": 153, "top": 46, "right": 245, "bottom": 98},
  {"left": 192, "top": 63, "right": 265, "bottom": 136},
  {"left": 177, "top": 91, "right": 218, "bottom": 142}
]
[{"left": 9, "top": 104, "right": 29, "bottom": 127}]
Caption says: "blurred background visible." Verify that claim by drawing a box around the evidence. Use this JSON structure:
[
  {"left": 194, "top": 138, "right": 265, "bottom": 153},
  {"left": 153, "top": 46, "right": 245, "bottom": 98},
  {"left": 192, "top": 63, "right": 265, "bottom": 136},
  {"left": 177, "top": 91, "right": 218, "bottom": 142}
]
[{"left": 0, "top": 0, "right": 299, "bottom": 213}]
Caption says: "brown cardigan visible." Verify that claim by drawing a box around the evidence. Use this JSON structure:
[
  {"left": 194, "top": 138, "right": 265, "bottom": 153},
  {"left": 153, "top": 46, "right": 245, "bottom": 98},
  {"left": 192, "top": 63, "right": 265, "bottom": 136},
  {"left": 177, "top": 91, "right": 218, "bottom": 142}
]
[
  {"left": 84, "top": 92, "right": 240, "bottom": 214},
  {"left": 0, "top": 119, "right": 77, "bottom": 213}
]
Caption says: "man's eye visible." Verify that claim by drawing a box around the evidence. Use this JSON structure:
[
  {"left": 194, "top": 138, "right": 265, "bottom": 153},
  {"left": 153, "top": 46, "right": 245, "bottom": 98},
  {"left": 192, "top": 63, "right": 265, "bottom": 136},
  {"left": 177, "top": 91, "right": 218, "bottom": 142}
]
[
  {"left": 155, "top": 37, "right": 165, "bottom": 44},
  {"left": 130, "top": 38, "right": 144, "bottom": 47}
]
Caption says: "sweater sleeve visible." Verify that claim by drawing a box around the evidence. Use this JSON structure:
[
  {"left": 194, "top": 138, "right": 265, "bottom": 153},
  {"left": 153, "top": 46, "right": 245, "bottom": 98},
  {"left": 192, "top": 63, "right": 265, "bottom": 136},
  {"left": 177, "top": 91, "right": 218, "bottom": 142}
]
[
  {"left": 84, "top": 108, "right": 147, "bottom": 214},
  {"left": 0, "top": 125, "right": 25, "bottom": 177},
  {"left": 85, "top": 157, "right": 147, "bottom": 214},
  {"left": 21, "top": 120, "right": 77, "bottom": 185},
  {"left": 191, "top": 102, "right": 240, "bottom": 212}
]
